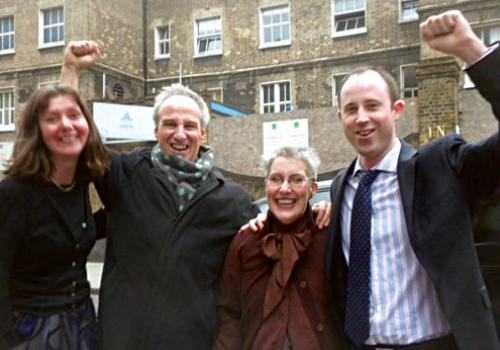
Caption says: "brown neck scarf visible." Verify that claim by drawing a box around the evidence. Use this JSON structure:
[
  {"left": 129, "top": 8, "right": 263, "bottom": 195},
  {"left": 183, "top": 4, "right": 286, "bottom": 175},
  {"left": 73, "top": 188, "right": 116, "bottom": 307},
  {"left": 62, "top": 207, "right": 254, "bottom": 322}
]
[{"left": 258, "top": 206, "right": 317, "bottom": 318}]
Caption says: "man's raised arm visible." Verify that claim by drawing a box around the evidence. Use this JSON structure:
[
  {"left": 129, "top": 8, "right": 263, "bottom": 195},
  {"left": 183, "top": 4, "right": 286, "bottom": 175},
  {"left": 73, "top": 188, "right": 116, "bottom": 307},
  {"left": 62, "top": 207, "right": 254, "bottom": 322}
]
[
  {"left": 420, "top": 10, "right": 488, "bottom": 65},
  {"left": 60, "top": 40, "right": 100, "bottom": 90}
]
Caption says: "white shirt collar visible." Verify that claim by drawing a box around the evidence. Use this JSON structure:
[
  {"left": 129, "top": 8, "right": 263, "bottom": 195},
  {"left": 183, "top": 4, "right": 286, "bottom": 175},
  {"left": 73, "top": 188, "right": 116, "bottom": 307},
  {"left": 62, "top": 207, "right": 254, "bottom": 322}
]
[{"left": 353, "top": 138, "right": 401, "bottom": 176}]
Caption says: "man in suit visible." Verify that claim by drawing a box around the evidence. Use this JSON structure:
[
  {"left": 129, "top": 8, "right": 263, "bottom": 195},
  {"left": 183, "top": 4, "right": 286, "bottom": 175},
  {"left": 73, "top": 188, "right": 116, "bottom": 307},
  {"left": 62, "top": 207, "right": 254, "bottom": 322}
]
[{"left": 327, "top": 10, "right": 500, "bottom": 350}]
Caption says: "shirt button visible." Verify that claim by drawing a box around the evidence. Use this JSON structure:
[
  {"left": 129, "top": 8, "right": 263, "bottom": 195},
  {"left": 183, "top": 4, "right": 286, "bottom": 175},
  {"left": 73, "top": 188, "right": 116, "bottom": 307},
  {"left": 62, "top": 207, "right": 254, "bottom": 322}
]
[
  {"left": 75, "top": 244, "right": 80, "bottom": 250},
  {"left": 82, "top": 222, "right": 87, "bottom": 229},
  {"left": 71, "top": 292, "right": 76, "bottom": 298},
  {"left": 299, "top": 280, "right": 307, "bottom": 289},
  {"left": 72, "top": 261, "right": 76, "bottom": 267},
  {"left": 72, "top": 281, "right": 77, "bottom": 287},
  {"left": 316, "top": 323, "right": 324, "bottom": 332}
]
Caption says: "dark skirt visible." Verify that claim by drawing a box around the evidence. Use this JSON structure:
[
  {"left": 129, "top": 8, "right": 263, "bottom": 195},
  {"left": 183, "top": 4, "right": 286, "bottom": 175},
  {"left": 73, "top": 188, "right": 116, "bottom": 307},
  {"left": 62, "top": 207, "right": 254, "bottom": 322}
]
[{"left": 12, "top": 298, "right": 97, "bottom": 350}]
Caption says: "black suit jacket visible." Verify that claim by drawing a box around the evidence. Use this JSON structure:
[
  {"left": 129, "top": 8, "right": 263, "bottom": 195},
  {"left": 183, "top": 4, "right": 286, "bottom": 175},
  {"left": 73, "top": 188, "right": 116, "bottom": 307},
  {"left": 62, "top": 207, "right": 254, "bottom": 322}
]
[{"left": 327, "top": 45, "right": 500, "bottom": 350}]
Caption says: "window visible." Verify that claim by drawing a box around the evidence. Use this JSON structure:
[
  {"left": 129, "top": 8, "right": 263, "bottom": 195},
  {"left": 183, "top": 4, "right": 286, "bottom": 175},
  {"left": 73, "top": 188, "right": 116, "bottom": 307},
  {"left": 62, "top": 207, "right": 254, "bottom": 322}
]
[
  {"left": 400, "top": 64, "right": 418, "bottom": 98},
  {"left": 332, "top": 73, "right": 348, "bottom": 106},
  {"left": 260, "top": 5, "right": 291, "bottom": 48},
  {"left": 465, "top": 26, "right": 500, "bottom": 88},
  {"left": 39, "top": 7, "right": 64, "bottom": 47},
  {"left": 332, "top": 0, "right": 366, "bottom": 37},
  {"left": 208, "top": 87, "right": 223, "bottom": 103},
  {"left": 0, "top": 16, "right": 15, "bottom": 54},
  {"left": 155, "top": 26, "right": 170, "bottom": 59},
  {"left": 38, "top": 81, "right": 59, "bottom": 88},
  {"left": 478, "top": 26, "right": 500, "bottom": 46},
  {"left": 0, "top": 89, "right": 15, "bottom": 132},
  {"left": 195, "top": 17, "right": 222, "bottom": 57},
  {"left": 400, "top": 0, "right": 418, "bottom": 22},
  {"left": 261, "top": 81, "right": 292, "bottom": 113}
]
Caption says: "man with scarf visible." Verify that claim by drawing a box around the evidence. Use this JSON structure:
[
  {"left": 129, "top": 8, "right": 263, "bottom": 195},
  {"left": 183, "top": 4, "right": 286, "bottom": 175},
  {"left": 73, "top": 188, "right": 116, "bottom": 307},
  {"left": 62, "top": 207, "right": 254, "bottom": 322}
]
[{"left": 60, "top": 43, "right": 329, "bottom": 349}]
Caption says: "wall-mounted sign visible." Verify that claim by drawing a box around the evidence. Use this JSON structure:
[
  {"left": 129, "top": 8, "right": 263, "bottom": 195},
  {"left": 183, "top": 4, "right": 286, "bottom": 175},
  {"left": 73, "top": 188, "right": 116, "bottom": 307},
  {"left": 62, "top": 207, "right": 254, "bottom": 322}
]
[
  {"left": 0, "top": 142, "right": 14, "bottom": 172},
  {"left": 262, "top": 119, "right": 308, "bottom": 157},
  {"left": 93, "top": 102, "right": 155, "bottom": 142}
]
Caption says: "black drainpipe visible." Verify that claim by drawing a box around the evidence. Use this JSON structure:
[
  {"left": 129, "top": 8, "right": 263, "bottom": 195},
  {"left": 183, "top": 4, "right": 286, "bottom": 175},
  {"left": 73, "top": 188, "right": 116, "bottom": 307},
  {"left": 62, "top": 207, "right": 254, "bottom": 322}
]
[{"left": 142, "top": 0, "right": 148, "bottom": 97}]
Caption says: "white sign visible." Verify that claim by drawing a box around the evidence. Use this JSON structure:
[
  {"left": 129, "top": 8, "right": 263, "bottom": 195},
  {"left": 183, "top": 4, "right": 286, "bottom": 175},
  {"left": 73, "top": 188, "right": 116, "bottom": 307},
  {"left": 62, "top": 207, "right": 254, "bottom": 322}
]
[
  {"left": 0, "top": 142, "right": 14, "bottom": 172},
  {"left": 93, "top": 102, "right": 155, "bottom": 142},
  {"left": 262, "top": 119, "right": 308, "bottom": 156}
]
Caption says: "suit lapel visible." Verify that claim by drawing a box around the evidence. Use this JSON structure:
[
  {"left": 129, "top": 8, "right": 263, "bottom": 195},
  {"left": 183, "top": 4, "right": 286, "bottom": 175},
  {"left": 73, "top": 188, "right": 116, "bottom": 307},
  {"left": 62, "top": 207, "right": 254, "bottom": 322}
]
[{"left": 397, "top": 140, "right": 418, "bottom": 242}]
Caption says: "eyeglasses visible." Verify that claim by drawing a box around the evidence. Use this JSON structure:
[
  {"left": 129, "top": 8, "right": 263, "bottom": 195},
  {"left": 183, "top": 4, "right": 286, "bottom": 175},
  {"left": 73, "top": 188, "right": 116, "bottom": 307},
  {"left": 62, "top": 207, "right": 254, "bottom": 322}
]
[{"left": 266, "top": 175, "right": 311, "bottom": 188}]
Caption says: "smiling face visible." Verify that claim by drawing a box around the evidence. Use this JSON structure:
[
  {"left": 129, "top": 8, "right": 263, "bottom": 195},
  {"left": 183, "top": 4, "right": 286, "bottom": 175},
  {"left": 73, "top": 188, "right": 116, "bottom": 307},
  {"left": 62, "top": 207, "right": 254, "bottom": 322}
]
[
  {"left": 39, "top": 95, "right": 89, "bottom": 164},
  {"left": 265, "top": 156, "right": 317, "bottom": 225},
  {"left": 338, "top": 70, "right": 405, "bottom": 169},
  {"left": 154, "top": 95, "right": 206, "bottom": 162}
]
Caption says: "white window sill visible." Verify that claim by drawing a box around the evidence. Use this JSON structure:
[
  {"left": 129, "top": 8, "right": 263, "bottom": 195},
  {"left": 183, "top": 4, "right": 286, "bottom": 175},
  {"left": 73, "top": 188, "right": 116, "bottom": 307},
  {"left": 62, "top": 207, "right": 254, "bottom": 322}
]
[
  {"left": 0, "top": 49, "right": 15, "bottom": 55},
  {"left": 259, "top": 40, "right": 291, "bottom": 50},
  {"left": 38, "top": 42, "right": 65, "bottom": 50},
  {"left": 399, "top": 16, "right": 419, "bottom": 24},
  {"left": 154, "top": 54, "right": 170, "bottom": 61},
  {"left": 332, "top": 28, "right": 367, "bottom": 39},
  {"left": 193, "top": 52, "right": 223, "bottom": 59},
  {"left": 0, "top": 127, "right": 15, "bottom": 132}
]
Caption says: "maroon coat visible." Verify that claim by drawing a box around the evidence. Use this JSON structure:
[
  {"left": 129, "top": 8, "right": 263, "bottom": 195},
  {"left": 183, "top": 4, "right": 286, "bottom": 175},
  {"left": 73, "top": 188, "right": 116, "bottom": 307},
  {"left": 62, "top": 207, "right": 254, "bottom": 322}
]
[{"left": 214, "top": 208, "right": 348, "bottom": 350}]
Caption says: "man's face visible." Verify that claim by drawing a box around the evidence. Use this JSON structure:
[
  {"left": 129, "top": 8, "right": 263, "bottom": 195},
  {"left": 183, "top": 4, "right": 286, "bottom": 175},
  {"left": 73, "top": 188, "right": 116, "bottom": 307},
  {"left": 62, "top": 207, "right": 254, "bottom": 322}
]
[
  {"left": 154, "top": 95, "right": 205, "bottom": 162},
  {"left": 338, "top": 70, "right": 404, "bottom": 169}
]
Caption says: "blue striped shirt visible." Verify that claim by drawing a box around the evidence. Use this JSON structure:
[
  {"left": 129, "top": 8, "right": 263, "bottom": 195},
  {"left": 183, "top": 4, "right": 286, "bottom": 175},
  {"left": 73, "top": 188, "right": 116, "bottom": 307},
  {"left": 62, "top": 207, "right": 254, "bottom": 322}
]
[{"left": 340, "top": 139, "right": 450, "bottom": 345}]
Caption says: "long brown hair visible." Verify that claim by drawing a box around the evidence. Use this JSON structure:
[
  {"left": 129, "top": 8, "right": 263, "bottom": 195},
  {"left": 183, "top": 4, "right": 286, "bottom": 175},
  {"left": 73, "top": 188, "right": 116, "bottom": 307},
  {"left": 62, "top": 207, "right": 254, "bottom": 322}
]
[{"left": 6, "top": 85, "right": 111, "bottom": 182}]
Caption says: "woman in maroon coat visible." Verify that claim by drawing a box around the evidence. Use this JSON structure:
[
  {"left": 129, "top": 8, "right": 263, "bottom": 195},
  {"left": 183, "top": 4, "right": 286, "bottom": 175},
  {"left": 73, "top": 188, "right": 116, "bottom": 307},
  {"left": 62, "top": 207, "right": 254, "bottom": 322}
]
[{"left": 214, "top": 146, "right": 348, "bottom": 350}]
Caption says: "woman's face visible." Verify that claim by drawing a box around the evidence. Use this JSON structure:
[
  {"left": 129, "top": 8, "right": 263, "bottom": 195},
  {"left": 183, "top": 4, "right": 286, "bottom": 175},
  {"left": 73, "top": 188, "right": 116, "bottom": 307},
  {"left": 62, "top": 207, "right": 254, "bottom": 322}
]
[
  {"left": 39, "top": 95, "right": 89, "bottom": 164},
  {"left": 265, "top": 156, "right": 317, "bottom": 225}
]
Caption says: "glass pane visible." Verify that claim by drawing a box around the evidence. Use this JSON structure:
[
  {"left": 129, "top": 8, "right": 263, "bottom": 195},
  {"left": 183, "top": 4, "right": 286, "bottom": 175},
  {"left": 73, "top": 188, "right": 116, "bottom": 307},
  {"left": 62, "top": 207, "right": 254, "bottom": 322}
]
[
  {"left": 282, "top": 24, "right": 290, "bottom": 40},
  {"left": 335, "top": 0, "right": 345, "bottom": 13},
  {"left": 272, "top": 26, "right": 280, "bottom": 41},
  {"left": 44, "top": 11, "right": 50, "bottom": 25},
  {"left": 490, "top": 27, "right": 500, "bottom": 44},
  {"left": 57, "top": 8, "right": 63, "bottom": 23},
  {"left": 264, "top": 27, "right": 271, "bottom": 43},
  {"left": 358, "top": 16, "right": 365, "bottom": 28},
  {"left": 59, "top": 26, "right": 64, "bottom": 41},
  {"left": 198, "top": 38, "right": 207, "bottom": 53},
  {"left": 263, "top": 14, "right": 271, "bottom": 26},
  {"left": 282, "top": 12, "right": 289, "bottom": 22},
  {"left": 0, "top": 38, "right": 3, "bottom": 50},
  {"left": 272, "top": 13, "right": 280, "bottom": 24},
  {"left": 269, "top": 86, "right": 274, "bottom": 102},
  {"left": 44, "top": 28, "right": 50, "bottom": 43},
  {"left": 51, "top": 27, "right": 58, "bottom": 41}
]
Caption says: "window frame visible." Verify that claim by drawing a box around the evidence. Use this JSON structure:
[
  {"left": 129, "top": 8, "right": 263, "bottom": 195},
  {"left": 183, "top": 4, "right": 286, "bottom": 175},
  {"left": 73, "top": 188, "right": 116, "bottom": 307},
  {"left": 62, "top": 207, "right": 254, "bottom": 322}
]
[
  {"left": 399, "top": 0, "right": 419, "bottom": 23},
  {"left": 331, "top": 73, "right": 348, "bottom": 106},
  {"left": 0, "top": 87, "right": 16, "bottom": 132},
  {"left": 260, "top": 80, "right": 292, "bottom": 114},
  {"left": 400, "top": 64, "right": 419, "bottom": 99},
  {"left": 39, "top": 6, "right": 64, "bottom": 49},
  {"left": 154, "top": 25, "right": 170, "bottom": 60},
  {"left": 208, "top": 87, "right": 223, "bottom": 103},
  {"left": 0, "top": 16, "right": 15, "bottom": 55},
  {"left": 194, "top": 17, "right": 222, "bottom": 58},
  {"left": 259, "top": 4, "right": 292, "bottom": 49},
  {"left": 331, "top": 0, "right": 367, "bottom": 38}
]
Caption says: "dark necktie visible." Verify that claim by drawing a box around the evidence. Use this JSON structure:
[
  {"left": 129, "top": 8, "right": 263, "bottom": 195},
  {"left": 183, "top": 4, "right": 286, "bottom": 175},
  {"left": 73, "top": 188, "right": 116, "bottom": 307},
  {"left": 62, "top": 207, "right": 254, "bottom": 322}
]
[{"left": 345, "top": 170, "right": 379, "bottom": 347}]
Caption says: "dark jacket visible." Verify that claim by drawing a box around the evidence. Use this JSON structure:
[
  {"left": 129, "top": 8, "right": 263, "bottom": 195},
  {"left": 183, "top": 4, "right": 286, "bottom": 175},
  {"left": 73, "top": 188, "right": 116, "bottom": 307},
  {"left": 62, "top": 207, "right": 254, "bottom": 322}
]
[
  {"left": 95, "top": 149, "right": 258, "bottom": 350},
  {"left": 327, "top": 46, "right": 500, "bottom": 350},
  {"left": 0, "top": 176, "right": 96, "bottom": 349}
]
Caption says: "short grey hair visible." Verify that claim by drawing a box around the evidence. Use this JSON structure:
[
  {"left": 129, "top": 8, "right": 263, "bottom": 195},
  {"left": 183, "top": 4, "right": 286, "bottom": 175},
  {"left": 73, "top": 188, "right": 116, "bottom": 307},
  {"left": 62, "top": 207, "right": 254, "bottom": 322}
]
[
  {"left": 153, "top": 84, "right": 210, "bottom": 130},
  {"left": 263, "top": 146, "right": 321, "bottom": 180}
]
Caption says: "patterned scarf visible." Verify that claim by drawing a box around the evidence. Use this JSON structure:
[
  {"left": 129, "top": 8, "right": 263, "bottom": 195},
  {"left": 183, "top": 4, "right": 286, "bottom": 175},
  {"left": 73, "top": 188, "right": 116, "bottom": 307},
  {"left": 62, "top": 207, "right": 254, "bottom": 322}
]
[{"left": 151, "top": 144, "right": 214, "bottom": 212}]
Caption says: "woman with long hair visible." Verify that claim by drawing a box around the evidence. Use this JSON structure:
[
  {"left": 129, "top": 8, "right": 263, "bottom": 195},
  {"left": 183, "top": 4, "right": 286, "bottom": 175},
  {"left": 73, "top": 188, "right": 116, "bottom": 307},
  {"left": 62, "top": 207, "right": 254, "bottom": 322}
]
[{"left": 0, "top": 85, "right": 111, "bottom": 349}]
